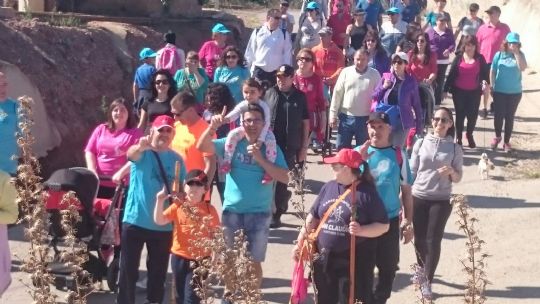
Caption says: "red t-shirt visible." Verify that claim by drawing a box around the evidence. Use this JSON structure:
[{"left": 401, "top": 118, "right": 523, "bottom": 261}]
[
  {"left": 312, "top": 43, "right": 345, "bottom": 85},
  {"left": 455, "top": 58, "right": 480, "bottom": 90},
  {"left": 327, "top": 14, "right": 351, "bottom": 48},
  {"left": 294, "top": 73, "right": 326, "bottom": 113},
  {"left": 407, "top": 51, "right": 438, "bottom": 82}
]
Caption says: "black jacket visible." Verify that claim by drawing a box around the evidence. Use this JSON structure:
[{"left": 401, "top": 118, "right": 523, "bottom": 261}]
[{"left": 444, "top": 52, "right": 489, "bottom": 93}]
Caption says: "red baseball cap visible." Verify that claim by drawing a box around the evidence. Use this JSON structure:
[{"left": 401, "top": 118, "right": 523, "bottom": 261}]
[
  {"left": 152, "top": 115, "right": 175, "bottom": 130},
  {"left": 323, "top": 148, "right": 363, "bottom": 168}
]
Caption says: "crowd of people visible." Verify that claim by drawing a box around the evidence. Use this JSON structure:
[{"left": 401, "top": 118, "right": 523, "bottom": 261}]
[{"left": 0, "top": 0, "right": 529, "bottom": 303}]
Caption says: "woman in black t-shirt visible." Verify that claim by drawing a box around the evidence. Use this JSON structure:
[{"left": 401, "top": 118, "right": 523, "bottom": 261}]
[
  {"left": 293, "top": 149, "right": 389, "bottom": 304},
  {"left": 137, "top": 69, "right": 177, "bottom": 133}
]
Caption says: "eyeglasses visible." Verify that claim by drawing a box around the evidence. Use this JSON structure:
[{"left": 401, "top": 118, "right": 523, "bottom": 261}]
[
  {"left": 155, "top": 79, "right": 169, "bottom": 85},
  {"left": 392, "top": 60, "right": 405, "bottom": 65},
  {"left": 186, "top": 180, "right": 205, "bottom": 187},
  {"left": 157, "top": 127, "right": 174, "bottom": 133},
  {"left": 225, "top": 55, "right": 238, "bottom": 59},
  {"left": 297, "top": 57, "right": 313, "bottom": 62},
  {"left": 243, "top": 118, "right": 263, "bottom": 125},
  {"left": 432, "top": 117, "right": 450, "bottom": 124}
]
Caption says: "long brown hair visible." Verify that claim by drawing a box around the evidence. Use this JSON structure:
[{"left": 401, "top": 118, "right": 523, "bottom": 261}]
[{"left": 106, "top": 98, "right": 135, "bottom": 131}]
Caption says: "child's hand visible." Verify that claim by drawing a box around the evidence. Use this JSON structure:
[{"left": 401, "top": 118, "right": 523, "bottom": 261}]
[
  {"left": 156, "top": 187, "right": 169, "bottom": 202},
  {"left": 172, "top": 192, "right": 186, "bottom": 205}
]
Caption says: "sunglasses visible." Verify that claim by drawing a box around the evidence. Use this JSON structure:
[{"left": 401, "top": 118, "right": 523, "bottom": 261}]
[
  {"left": 392, "top": 60, "right": 405, "bottom": 65},
  {"left": 297, "top": 57, "right": 313, "bottom": 62},
  {"left": 157, "top": 127, "right": 174, "bottom": 133},
  {"left": 186, "top": 180, "right": 205, "bottom": 187},
  {"left": 225, "top": 55, "right": 238, "bottom": 59},
  {"left": 433, "top": 117, "right": 450, "bottom": 124},
  {"left": 155, "top": 79, "right": 169, "bottom": 85}
]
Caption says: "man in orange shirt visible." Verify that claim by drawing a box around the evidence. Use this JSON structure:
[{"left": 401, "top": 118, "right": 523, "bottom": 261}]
[
  {"left": 312, "top": 26, "right": 345, "bottom": 97},
  {"left": 170, "top": 91, "right": 216, "bottom": 197}
]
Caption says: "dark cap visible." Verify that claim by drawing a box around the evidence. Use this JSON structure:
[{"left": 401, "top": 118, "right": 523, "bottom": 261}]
[
  {"left": 276, "top": 64, "right": 295, "bottom": 77},
  {"left": 367, "top": 112, "right": 391, "bottom": 125},
  {"left": 280, "top": 0, "right": 289, "bottom": 5},
  {"left": 185, "top": 169, "right": 209, "bottom": 185},
  {"left": 469, "top": 3, "right": 479, "bottom": 11},
  {"left": 485, "top": 5, "right": 501, "bottom": 15},
  {"left": 353, "top": 8, "right": 366, "bottom": 15},
  {"left": 164, "top": 30, "right": 176, "bottom": 44}
]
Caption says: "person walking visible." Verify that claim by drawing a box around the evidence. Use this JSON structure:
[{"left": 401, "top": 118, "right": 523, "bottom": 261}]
[
  {"left": 443, "top": 36, "right": 489, "bottom": 148},
  {"left": 199, "top": 23, "right": 231, "bottom": 81},
  {"left": 476, "top": 5, "right": 511, "bottom": 118},
  {"left": 489, "top": 32, "right": 527, "bottom": 153},
  {"left": 156, "top": 31, "right": 186, "bottom": 77},
  {"left": 426, "top": 14, "right": 455, "bottom": 105},
  {"left": 326, "top": 0, "right": 351, "bottom": 49},
  {"left": 330, "top": 48, "right": 381, "bottom": 150},
  {"left": 372, "top": 52, "right": 423, "bottom": 147},
  {"left": 0, "top": 170, "right": 18, "bottom": 298},
  {"left": 343, "top": 8, "right": 372, "bottom": 61},
  {"left": 297, "top": 2, "right": 326, "bottom": 51},
  {"left": 0, "top": 72, "right": 19, "bottom": 177},
  {"left": 356, "top": 112, "right": 414, "bottom": 304},
  {"left": 137, "top": 70, "right": 176, "bottom": 133},
  {"left": 245, "top": 9, "right": 293, "bottom": 87},
  {"left": 293, "top": 148, "right": 389, "bottom": 304},
  {"left": 265, "top": 64, "right": 310, "bottom": 227},
  {"left": 410, "top": 107, "right": 463, "bottom": 300},
  {"left": 117, "top": 115, "right": 187, "bottom": 304},
  {"left": 174, "top": 51, "right": 210, "bottom": 105},
  {"left": 363, "top": 30, "right": 391, "bottom": 75},
  {"left": 213, "top": 46, "right": 250, "bottom": 104},
  {"left": 423, "top": 0, "right": 452, "bottom": 30},
  {"left": 133, "top": 48, "right": 157, "bottom": 117},
  {"left": 454, "top": 3, "right": 483, "bottom": 39},
  {"left": 312, "top": 26, "right": 345, "bottom": 96},
  {"left": 379, "top": 7, "right": 408, "bottom": 56}
]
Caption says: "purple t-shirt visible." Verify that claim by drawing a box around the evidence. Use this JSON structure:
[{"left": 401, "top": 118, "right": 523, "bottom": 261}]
[
  {"left": 310, "top": 180, "right": 388, "bottom": 253},
  {"left": 426, "top": 27, "right": 455, "bottom": 61},
  {"left": 84, "top": 124, "right": 142, "bottom": 178}
]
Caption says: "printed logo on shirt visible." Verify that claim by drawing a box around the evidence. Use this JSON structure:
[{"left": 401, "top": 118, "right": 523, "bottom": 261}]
[
  {"left": 236, "top": 152, "right": 255, "bottom": 165},
  {"left": 371, "top": 158, "right": 391, "bottom": 179},
  {"left": 320, "top": 199, "right": 352, "bottom": 236}
]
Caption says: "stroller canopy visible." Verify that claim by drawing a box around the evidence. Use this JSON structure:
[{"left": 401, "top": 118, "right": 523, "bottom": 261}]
[{"left": 44, "top": 167, "right": 99, "bottom": 213}]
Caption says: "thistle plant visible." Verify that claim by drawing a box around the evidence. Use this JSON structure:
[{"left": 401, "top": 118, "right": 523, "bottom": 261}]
[
  {"left": 409, "top": 262, "right": 433, "bottom": 304},
  {"left": 15, "top": 96, "right": 56, "bottom": 303},
  {"left": 59, "top": 191, "right": 94, "bottom": 304},
  {"left": 452, "top": 194, "right": 490, "bottom": 304}
]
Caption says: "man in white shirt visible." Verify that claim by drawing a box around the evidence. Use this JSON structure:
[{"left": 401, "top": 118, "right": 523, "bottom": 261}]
[
  {"left": 245, "top": 9, "right": 293, "bottom": 87},
  {"left": 330, "top": 48, "right": 381, "bottom": 150}
]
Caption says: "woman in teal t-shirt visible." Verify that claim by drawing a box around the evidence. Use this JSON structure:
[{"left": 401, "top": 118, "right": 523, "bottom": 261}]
[
  {"left": 174, "top": 51, "right": 209, "bottom": 105},
  {"left": 489, "top": 32, "right": 527, "bottom": 153},
  {"left": 213, "top": 46, "right": 249, "bottom": 104}
]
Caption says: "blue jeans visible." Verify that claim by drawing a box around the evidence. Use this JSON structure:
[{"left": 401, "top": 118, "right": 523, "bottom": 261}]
[
  {"left": 336, "top": 113, "right": 368, "bottom": 150},
  {"left": 221, "top": 211, "right": 271, "bottom": 262},
  {"left": 171, "top": 254, "right": 200, "bottom": 304}
]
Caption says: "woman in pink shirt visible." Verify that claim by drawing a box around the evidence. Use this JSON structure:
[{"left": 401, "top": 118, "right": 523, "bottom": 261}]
[
  {"left": 294, "top": 48, "right": 327, "bottom": 149},
  {"left": 443, "top": 36, "right": 489, "bottom": 148},
  {"left": 85, "top": 98, "right": 142, "bottom": 197},
  {"left": 198, "top": 23, "right": 231, "bottom": 80}
]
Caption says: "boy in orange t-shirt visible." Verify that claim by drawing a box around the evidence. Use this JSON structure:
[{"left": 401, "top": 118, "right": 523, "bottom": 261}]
[{"left": 154, "top": 169, "right": 220, "bottom": 303}]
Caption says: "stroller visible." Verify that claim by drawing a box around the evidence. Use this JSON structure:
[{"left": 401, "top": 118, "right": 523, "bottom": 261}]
[{"left": 44, "top": 167, "right": 125, "bottom": 292}]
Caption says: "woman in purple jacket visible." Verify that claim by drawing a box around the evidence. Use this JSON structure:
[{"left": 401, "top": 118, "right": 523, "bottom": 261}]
[
  {"left": 372, "top": 52, "right": 424, "bottom": 147},
  {"left": 426, "top": 14, "right": 455, "bottom": 105}
]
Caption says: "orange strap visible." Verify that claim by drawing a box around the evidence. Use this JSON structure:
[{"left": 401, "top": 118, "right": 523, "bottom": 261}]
[{"left": 312, "top": 188, "right": 352, "bottom": 239}]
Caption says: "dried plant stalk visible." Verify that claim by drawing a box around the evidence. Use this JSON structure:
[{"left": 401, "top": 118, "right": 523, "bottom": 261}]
[
  {"left": 290, "top": 163, "right": 319, "bottom": 303},
  {"left": 59, "top": 191, "right": 94, "bottom": 303},
  {"left": 452, "top": 194, "right": 490, "bottom": 304},
  {"left": 15, "top": 96, "right": 57, "bottom": 303},
  {"left": 409, "top": 262, "right": 433, "bottom": 304}
]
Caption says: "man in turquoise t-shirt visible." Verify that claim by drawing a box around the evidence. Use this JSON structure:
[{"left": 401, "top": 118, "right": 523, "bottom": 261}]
[
  {"left": 356, "top": 112, "right": 414, "bottom": 304},
  {"left": 0, "top": 72, "right": 20, "bottom": 176},
  {"left": 118, "top": 115, "right": 186, "bottom": 304},
  {"left": 197, "top": 103, "right": 289, "bottom": 294}
]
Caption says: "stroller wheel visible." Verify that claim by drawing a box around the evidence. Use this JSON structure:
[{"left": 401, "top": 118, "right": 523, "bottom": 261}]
[{"left": 107, "top": 258, "right": 120, "bottom": 292}]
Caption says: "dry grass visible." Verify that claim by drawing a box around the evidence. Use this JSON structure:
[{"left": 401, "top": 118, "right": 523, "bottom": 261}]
[{"left": 504, "top": 134, "right": 540, "bottom": 179}]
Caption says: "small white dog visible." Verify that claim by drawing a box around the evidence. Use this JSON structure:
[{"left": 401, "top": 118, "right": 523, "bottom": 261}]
[{"left": 478, "top": 153, "right": 495, "bottom": 180}]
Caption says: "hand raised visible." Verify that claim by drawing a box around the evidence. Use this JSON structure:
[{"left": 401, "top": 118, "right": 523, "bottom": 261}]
[{"left": 138, "top": 135, "right": 152, "bottom": 151}]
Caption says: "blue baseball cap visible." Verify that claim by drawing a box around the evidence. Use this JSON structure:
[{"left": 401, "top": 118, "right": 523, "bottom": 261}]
[
  {"left": 386, "top": 7, "right": 400, "bottom": 15},
  {"left": 212, "top": 23, "right": 231, "bottom": 34},
  {"left": 506, "top": 32, "right": 521, "bottom": 44},
  {"left": 306, "top": 1, "right": 319, "bottom": 10},
  {"left": 139, "top": 47, "right": 157, "bottom": 60}
]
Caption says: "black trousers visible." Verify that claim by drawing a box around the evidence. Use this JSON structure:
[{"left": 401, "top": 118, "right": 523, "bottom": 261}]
[
  {"left": 412, "top": 196, "right": 452, "bottom": 282},
  {"left": 313, "top": 240, "right": 377, "bottom": 304},
  {"left": 435, "top": 64, "right": 449, "bottom": 105},
  {"left": 373, "top": 217, "right": 400, "bottom": 303},
  {"left": 451, "top": 87, "right": 482, "bottom": 139},
  {"left": 274, "top": 146, "right": 300, "bottom": 216},
  {"left": 253, "top": 66, "right": 277, "bottom": 88},
  {"left": 117, "top": 224, "right": 172, "bottom": 304},
  {"left": 492, "top": 92, "right": 522, "bottom": 143}
]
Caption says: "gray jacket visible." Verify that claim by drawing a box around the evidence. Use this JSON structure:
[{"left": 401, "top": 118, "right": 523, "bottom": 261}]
[{"left": 410, "top": 134, "right": 463, "bottom": 200}]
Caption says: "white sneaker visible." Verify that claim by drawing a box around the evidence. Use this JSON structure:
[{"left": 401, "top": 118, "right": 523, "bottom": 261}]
[{"left": 136, "top": 276, "right": 147, "bottom": 289}]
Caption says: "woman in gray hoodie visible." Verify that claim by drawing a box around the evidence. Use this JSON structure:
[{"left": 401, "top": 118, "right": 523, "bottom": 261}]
[{"left": 409, "top": 107, "right": 463, "bottom": 300}]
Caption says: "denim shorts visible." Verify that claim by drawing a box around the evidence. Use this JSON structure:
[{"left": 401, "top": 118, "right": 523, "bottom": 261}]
[{"left": 221, "top": 210, "right": 271, "bottom": 263}]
